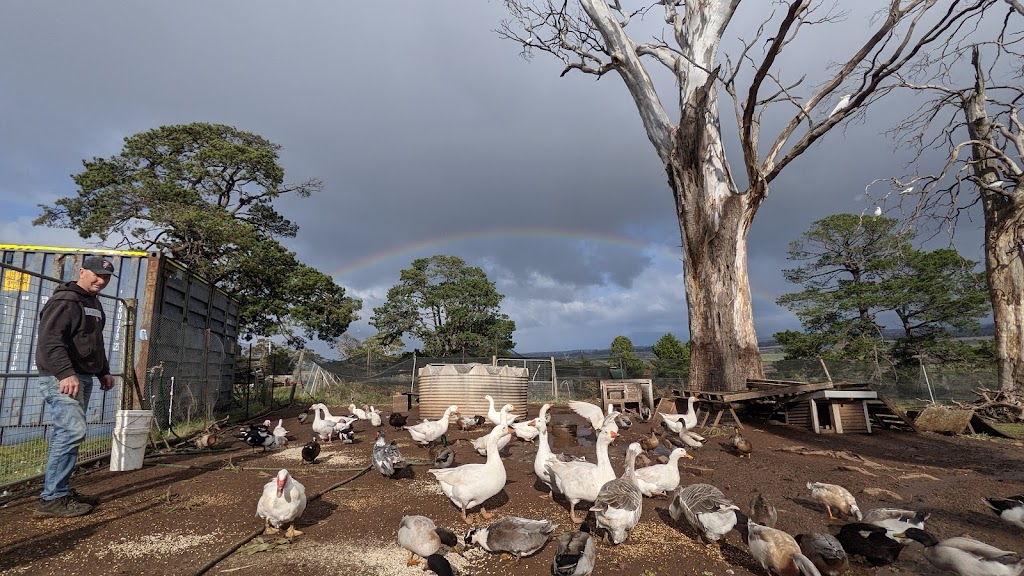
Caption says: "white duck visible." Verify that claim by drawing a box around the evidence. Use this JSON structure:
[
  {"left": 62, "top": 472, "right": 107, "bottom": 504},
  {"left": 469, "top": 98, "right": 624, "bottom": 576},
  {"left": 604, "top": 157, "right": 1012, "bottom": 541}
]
[
  {"left": 397, "top": 515, "right": 460, "bottom": 566},
  {"left": 898, "top": 528, "right": 1024, "bottom": 576},
  {"left": 349, "top": 403, "right": 369, "bottom": 420},
  {"left": 272, "top": 418, "right": 289, "bottom": 448},
  {"left": 406, "top": 405, "right": 460, "bottom": 445},
  {"left": 256, "top": 469, "right": 307, "bottom": 538},
  {"left": 862, "top": 508, "right": 929, "bottom": 544},
  {"left": 634, "top": 447, "right": 692, "bottom": 497},
  {"left": 660, "top": 395, "right": 700, "bottom": 431},
  {"left": 547, "top": 428, "right": 619, "bottom": 524},
  {"left": 590, "top": 442, "right": 643, "bottom": 545},
  {"left": 567, "top": 400, "right": 618, "bottom": 434},
  {"left": 428, "top": 423, "right": 513, "bottom": 524},
  {"left": 485, "top": 395, "right": 518, "bottom": 425},
  {"left": 368, "top": 406, "right": 382, "bottom": 427}
]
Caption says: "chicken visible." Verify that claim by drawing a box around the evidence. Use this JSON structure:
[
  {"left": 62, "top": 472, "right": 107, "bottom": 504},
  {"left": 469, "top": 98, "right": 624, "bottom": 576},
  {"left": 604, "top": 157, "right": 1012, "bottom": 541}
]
[
  {"left": 372, "top": 431, "right": 407, "bottom": 478},
  {"left": 256, "top": 469, "right": 306, "bottom": 538}
]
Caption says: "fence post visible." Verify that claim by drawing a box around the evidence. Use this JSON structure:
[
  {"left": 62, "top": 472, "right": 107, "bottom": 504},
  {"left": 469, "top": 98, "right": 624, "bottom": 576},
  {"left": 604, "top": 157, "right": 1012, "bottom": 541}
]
[
  {"left": 551, "top": 356, "right": 558, "bottom": 401},
  {"left": 121, "top": 299, "right": 138, "bottom": 410}
]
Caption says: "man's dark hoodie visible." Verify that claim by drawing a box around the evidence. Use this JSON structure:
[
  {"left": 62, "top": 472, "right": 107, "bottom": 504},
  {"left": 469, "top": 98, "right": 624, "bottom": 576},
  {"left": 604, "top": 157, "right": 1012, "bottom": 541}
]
[{"left": 36, "top": 282, "right": 110, "bottom": 380}]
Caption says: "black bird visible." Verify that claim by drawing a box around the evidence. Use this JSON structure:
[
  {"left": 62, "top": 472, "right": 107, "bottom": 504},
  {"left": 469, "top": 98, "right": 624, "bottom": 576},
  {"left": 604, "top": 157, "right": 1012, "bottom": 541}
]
[
  {"left": 389, "top": 412, "right": 408, "bottom": 430},
  {"left": 301, "top": 436, "right": 321, "bottom": 464},
  {"left": 425, "top": 554, "right": 454, "bottom": 576},
  {"left": 835, "top": 522, "right": 905, "bottom": 566},
  {"left": 241, "top": 423, "right": 274, "bottom": 452},
  {"left": 338, "top": 427, "right": 356, "bottom": 444}
]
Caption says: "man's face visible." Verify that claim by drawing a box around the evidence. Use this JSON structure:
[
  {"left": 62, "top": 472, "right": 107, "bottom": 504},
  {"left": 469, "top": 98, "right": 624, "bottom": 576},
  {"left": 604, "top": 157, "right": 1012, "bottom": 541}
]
[{"left": 76, "top": 268, "right": 111, "bottom": 295}]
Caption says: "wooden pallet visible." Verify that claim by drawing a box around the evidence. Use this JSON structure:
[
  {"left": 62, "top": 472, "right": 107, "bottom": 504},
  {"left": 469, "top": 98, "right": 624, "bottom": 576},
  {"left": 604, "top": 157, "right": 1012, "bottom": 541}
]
[{"left": 865, "top": 392, "right": 918, "bottom": 432}]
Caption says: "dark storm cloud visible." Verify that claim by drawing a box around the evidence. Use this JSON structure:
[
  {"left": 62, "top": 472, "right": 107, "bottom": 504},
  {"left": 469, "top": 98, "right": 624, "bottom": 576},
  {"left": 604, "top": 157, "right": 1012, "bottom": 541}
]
[{"left": 0, "top": 1, "right": 990, "bottom": 354}]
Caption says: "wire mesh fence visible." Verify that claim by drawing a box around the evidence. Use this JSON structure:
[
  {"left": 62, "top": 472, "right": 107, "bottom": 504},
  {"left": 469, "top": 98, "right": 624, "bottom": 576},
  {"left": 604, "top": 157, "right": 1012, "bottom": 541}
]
[{"left": 0, "top": 263, "right": 131, "bottom": 487}]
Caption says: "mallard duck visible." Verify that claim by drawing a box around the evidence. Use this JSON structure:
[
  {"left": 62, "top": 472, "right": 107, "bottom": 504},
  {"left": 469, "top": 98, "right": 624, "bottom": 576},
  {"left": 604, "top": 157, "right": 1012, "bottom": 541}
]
[
  {"left": 397, "top": 515, "right": 460, "bottom": 566},
  {"left": 898, "top": 527, "right": 1024, "bottom": 576},
  {"left": 430, "top": 445, "right": 456, "bottom": 468},
  {"left": 546, "top": 429, "right": 619, "bottom": 524},
  {"left": 590, "top": 442, "right": 644, "bottom": 545},
  {"left": 551, "top": 522, "right": 596, "bottom": 575},
  {"left": 807, "top": 481, "right": 862, "bottom": 521},
  {"left": 640, "top": 430, "right": 661, "bottom": 452},
  {"left": 428, "top": 424, "right": 512, "bottom": 524},
  {"left": 406, "top": 405, "right": 460, "bottom": 445},
  {"left": 730, "top": 428, "right": 752, "bottom": 458},
  {"left": 255, "top": 469, "right": 307, "bottom": 538},
  {"left": 567, "top": 400, "right": 619, "bottom": 434},
  {"left": 750, "top": 492, "right": 778, "bottom": 527},
  {"left": 984, "top": 495, "right": 1024, "bottom": 530},
  {"left": 796, "top": 532, "right": 849, "bottom": 576},
  {"left": 638, "top": 404, "right": 652, "bottom": 423},
  {"left": 669, "top": 483, "right": 739, "bottom": 544},
  {"left": 746, "top": 520, "right": 820, "bottom": 576},
  {"left": 634, "top": 447, "right": 691, "bottom": 497},
  {"left": 862, "top": 507, "right": 929, "bottom": 543},
  {"left": 835, "top": 522, "right": 905, "bottom": 566},
  {"left": 371, "top": 431, "right": 407, "bottom": 478},
  {"left": 660, "top": 395, "right": 699, "bottom": 430},
  {"left": 465, "top": 516, "right": 557, "bottom": 560}
]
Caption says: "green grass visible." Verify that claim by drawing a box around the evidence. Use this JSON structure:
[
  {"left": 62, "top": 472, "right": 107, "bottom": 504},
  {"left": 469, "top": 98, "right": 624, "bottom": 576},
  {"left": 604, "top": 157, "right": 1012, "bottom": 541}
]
[{"left": 991, "top": 422, "right": 1024, "bottom": 437}]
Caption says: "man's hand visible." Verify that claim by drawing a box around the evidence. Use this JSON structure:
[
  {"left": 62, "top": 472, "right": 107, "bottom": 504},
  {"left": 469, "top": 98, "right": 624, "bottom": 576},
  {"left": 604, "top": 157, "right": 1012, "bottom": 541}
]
[
  {"left": 59, "top": 374, "right": 80, "bottom": 398},
  {"left": 99, "top": 374, "right": 115, "bottom": 391}
]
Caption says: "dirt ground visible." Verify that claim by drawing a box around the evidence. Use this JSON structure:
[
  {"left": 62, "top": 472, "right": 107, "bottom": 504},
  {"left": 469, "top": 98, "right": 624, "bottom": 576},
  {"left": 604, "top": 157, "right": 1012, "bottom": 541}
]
[{"left": 1, "top": 401, "right": 1022, "bottom": 576}]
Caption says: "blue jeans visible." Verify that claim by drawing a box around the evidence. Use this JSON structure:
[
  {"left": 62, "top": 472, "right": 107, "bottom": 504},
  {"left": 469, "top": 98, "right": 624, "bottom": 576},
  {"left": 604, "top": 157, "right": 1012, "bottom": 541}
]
[{"left": 39, "top": 374, "right": 93, "bottom": 501}]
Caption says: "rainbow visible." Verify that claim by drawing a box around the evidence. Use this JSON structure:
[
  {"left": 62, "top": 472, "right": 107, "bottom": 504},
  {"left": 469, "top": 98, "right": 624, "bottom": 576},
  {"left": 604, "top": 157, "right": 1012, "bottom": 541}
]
[{"left": 329, "top": 226, "right": 781, "bottom": 303}]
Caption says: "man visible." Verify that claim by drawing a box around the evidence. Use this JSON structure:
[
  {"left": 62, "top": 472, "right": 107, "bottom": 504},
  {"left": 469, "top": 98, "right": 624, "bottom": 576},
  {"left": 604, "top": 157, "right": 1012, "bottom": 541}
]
[{"left": 35, "top": 255, "right": 117, "bottom": 517}]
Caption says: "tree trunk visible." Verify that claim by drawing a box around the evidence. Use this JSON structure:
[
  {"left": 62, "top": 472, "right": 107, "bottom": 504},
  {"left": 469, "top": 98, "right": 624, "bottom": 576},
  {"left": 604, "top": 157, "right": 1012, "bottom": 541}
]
[
  {"left": 966, "top": 47, "right": 1024, "bottom": 392},
  {"left": 668, "top": 81, "right": 763, "bottom": 393}
]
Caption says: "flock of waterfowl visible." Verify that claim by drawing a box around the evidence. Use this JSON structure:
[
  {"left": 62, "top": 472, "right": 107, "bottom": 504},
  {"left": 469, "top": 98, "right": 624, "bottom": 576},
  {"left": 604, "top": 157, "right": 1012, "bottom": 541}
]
[{"left": 245, "top": 396, "right": 1024, "bottom": 576}]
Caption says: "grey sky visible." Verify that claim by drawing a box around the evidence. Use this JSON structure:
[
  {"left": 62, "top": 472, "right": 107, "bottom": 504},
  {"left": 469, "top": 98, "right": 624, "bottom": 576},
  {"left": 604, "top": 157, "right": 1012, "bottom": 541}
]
[{"left": 0, "top": 2, "right": 989, "bottom": 355}]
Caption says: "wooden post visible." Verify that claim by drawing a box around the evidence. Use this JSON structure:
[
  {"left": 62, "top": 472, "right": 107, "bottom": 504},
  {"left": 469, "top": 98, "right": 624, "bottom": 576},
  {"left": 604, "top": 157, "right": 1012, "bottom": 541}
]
[
  {"left": 810, "top": 399, "right": 820, "bottom": 434},
  {"left": 862, "top": 400, "right": 873, "bottom": 434},
  {"left": 831, "top": 403, "right": 844, "bottom": 434},
  {"left": 819, "top": 357, "right": 833, "bottom": 383},
  {"left": 550, "top": 356, "right": 558, "bottom": 401}
]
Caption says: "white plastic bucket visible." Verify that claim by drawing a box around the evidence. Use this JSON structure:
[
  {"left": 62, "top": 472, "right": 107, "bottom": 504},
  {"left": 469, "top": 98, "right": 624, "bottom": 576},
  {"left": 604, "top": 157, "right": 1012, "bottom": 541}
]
[{"left": 109, "top": 410, "right": 153, "bottom": 471}]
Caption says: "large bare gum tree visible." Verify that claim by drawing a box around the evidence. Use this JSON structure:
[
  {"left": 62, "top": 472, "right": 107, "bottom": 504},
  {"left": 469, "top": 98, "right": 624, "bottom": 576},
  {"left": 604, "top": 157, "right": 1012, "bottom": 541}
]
[
  {"left": 873, "top": 4, "right": 1024, "bottom": 391},
  {"left": 500, "top": 0, "right": 993, "bottom": 391}
]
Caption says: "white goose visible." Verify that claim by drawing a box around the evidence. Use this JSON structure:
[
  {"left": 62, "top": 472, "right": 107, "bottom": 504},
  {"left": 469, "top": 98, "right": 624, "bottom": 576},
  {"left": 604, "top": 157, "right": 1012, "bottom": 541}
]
[
  {"left": 315, "top": 403, "right": 357, "bottom": 432},
  {"left": 256, "top": 469, "right": 307, "bottom": 538},
  {"left": 547, "top": 427, "right": 618, "bottom": 524},
  {"left": 349, "top": 403, "right": 369, "bottom": 420},
  {"left": 368, "top": 406, "right": 382, "bottom": 427},
  {"left": 511, "top": 419, "right": 540, "bottom": 442},
  {"left": 660, "top": 395, "right": 700, "bottom": 431},
  {"left": 428, "top": 423, "right": 513, "bottom": 524},
  {"left": 406, "top": 405, "right": 460, "bottom": 445},
  {"left": 634, "top": 447, "right": 691, "bottom": 497},
  {"left": 309, "top": 404, "right": 337, "bottom": 442},
  {"left": 485, "top": 395, "right": 518, "bottom": 425},
  {"left": 473, "top": 404, "right": 515, "bottom": 455},
  {"left": 272, "top": 418, "right": 289, "bottom": 448},
  {"left": 567, "top": 400, "right": 619, "bottom": 434}
]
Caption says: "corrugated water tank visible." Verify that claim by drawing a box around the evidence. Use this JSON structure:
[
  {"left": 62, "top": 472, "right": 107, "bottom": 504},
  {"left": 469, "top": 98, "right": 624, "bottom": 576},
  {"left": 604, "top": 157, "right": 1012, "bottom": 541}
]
[{"left": 418, "top": 363, "right": 528, "bottom": 421}]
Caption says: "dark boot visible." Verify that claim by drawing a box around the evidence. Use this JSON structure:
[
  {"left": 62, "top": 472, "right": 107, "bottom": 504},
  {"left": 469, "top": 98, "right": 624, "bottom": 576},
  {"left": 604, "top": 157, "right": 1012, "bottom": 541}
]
[
  {"left": 69, "top": 489, "right": 101, "bottom": 506},
  {"left": 35, "top": 495, "right": 93, "bottom": 517}
]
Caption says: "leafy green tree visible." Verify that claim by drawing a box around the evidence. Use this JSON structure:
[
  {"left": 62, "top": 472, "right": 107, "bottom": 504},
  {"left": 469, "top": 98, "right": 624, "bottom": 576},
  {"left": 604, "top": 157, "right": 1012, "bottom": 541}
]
[
  {"left": 335, "top": 333, "right": 405, "bottom": 362},
  {"left": 880, "top": 249, "right": 989, "bottom": 363},
  {"left": 34, "top": 123, "right": 360, "bottom": 345},
  {"left": 610, "top": 335, "right": 645, "bottom": 378},
  {"left": 370, "top": 255, "right": 516, "bottom": 356},
  {"left": 651, "top": 333, "right": 690, "bottom": 377},
  {"left": 775, "top": 214, "right": 910, "bottom": 360}
]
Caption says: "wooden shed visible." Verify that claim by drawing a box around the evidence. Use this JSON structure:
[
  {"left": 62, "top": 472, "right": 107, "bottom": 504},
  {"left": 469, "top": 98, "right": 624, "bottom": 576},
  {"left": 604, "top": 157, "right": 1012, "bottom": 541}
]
[
  {"left": 600, "top": 379, "right": 654, "bottom": 414},
  {"left": 784, "top": 389, "right": 878, "bottom": 434}
]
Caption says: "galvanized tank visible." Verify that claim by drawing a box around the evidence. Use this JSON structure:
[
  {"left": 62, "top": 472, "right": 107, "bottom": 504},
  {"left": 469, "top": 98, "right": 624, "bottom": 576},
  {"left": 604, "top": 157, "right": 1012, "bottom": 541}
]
[{"left": 418, "top": 363, "right": 528, "bottom": 422}]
